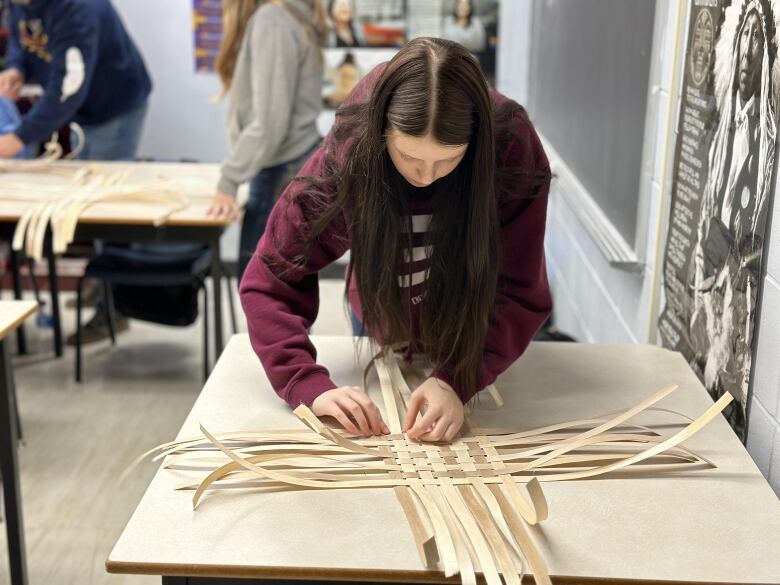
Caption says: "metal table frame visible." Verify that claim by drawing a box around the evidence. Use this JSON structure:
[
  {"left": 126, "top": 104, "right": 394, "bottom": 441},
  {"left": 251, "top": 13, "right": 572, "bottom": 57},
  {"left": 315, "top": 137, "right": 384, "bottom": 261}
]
[
  {"left": 0, "top": 331, "right": 29, "bottom": 585},
  {"left": 1, "top": 220, "right": 228, "bottom": 360}
]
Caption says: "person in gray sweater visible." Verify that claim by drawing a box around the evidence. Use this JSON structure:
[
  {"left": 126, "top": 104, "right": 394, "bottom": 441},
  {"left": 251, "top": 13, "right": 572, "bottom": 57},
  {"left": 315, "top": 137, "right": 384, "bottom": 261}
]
[{"left": 209, "top": 0, "right": 326, "bottom": 279}]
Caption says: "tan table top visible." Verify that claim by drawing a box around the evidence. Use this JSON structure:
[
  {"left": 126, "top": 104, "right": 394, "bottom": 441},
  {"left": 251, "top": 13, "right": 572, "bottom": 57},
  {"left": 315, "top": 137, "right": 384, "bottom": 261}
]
[
  {"left": 0, "top": 161, "right": 230, "bottom": 227},
  {"left": 0, "top": 300, "right": 37, "bottom": 340},
  {"left": 107, "top": 335, "right": 780, "bottom": 583}
]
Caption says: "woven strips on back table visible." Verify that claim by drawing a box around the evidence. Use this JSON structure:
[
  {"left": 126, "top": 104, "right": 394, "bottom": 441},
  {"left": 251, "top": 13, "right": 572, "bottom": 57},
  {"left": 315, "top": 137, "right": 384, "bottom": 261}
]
[
  {"left": 148, "top": 348, "right": 733, "bottom": 585},
  {"left": 9, "top": 166, "right": 189, "bottom": 261}
]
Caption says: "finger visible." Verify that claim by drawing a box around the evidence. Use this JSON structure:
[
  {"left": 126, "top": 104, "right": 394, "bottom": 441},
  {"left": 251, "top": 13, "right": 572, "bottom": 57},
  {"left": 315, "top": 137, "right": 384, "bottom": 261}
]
[
  {"left": 339, "top": 398, "right": 371, "bottom": 436},
  {"left": 329, "top": 408, "right": 360, "bottom": 435},
  {"left": 407, "top": 407, "right": 440, "bottom": 440},
  {"left": 443, "top": 422, "right": 460, "bottom": 443},
  {"left": 402, "top": 391, "right": 426, "bottom": 432},
  {"left": 347, "top": 389, "right": 386, "bottom": 435},
  {"left": 419, "top": 415, "right": 450, "bottom": 443}
]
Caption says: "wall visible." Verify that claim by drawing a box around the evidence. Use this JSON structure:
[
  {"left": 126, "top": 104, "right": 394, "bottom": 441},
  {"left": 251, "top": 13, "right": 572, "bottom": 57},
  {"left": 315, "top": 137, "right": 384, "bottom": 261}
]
[
  {"left": 746, "top": 186, "right": 780, "bottom": 494},
  {"left": 499, "top": 1, "right": 779, "bottom": 496},
  {"left": 498, "top": 1, "right": 678, "bottom": 345},
  {"left": 112, "top": 0, "right": 228, "bottom": 163},
  {"left": 111, "top": 0, "right": 237, "bottom": 261}
]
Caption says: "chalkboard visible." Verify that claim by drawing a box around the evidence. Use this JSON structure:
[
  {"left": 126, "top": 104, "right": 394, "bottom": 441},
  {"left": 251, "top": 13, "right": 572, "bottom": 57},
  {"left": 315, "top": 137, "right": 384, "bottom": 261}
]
[{"left": 527, "top": 0, "right": 656, "bottom": 246}]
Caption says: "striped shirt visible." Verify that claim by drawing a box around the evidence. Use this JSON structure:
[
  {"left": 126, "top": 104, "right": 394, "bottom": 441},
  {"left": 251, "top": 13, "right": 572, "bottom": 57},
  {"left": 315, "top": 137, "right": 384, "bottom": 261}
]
[{"left": 400, "top": 212, "right": 433, "bottom": 305}]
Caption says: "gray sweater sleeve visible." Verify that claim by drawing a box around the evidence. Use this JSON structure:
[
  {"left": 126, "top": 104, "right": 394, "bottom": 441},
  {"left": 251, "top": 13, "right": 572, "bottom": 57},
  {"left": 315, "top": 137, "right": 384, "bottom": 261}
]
[{"left": 218, "top": 7, "right": 299, "bottom": 197}]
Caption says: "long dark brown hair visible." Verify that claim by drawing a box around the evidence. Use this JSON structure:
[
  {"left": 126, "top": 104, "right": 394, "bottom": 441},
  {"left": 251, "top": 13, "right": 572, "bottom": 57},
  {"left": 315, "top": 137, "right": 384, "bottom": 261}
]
[{"left": 282, "top": 37, "right": 547, "bottom": 398}]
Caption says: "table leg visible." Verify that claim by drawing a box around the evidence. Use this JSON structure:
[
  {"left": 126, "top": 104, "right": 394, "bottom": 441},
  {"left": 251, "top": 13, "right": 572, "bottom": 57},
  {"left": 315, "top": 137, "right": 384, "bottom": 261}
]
[
  {"left": 45, "top": 243, "right": 63, "bottom": 358},
  {"left": 9, "top": 251, "right": 27, "bottom": 356},
  {"left": 0, "top": 337, "right": 29, "bottom": 585},
  {"left": 210, "top": 238, "right": 224, "bottom": 358}
]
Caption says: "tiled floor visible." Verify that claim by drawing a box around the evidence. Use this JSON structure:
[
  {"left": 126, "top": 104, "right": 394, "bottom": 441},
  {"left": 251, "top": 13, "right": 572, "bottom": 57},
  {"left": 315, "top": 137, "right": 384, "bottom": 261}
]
[{"left": 0, "top": 277, "right": 352, "bottom": 585}]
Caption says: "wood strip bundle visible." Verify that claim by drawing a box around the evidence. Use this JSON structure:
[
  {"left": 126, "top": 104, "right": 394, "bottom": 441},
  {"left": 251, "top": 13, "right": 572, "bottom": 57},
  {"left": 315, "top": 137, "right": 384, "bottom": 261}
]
[
  {"left": 9, "top": 166, "right": 190, "bottom": 260},
  {"left": 0, "top": 127, "right": 84, "bottom": 174},
  {"left": 143, "top": 351, "right": 733, "bottom": 585}
]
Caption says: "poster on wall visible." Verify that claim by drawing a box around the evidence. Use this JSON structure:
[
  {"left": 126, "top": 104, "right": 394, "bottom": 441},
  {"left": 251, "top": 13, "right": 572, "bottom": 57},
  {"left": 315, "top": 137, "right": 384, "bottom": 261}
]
[
  {"left": 321, "top": 0, "right": 499, "bottom": 109},
  {"left": 191, "top": 0, "right": 499, "bottom": 89},
  {"left": 658, "top": 0, "right": 779, "bottom": 441},
  {"left": 193, "top": 0, "right": 222, "bottom": 72}
]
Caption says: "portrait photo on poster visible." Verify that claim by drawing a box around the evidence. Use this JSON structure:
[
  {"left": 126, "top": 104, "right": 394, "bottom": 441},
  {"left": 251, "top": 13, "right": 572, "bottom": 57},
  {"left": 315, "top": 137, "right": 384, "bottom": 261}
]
[
  {"left": 659, "top": 0, "right": 780, "bottom": 441},
  {"left": 320, "top": 0, "right": 500, "bottom": 110}
]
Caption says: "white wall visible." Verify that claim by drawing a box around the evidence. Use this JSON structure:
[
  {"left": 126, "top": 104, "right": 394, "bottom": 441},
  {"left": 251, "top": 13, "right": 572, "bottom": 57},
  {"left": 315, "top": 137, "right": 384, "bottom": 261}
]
[
  {"left": 496, "top": 0, "right": 531, "bottom": 106},
  {"left": 746, "top": 174, "right": 780, "bottom": 495},
  {"left": 498, "top": 1, "right": 677, "bottom": 345},
  {"left": 499, "top": 1, "right": 778, "bottom": 496},
  {"left": 113, "top": 0, "right": 228, "bottom": 163}
]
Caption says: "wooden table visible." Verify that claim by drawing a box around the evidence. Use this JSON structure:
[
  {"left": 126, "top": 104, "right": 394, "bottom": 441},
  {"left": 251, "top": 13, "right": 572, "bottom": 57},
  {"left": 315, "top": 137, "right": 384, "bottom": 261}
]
[
  {"left": 0, "top": 161, "right": 231, "bottom": 358},
  {"left": 107, "top": 335, "right": 780, "bottom": 584},
  {"left": 0, "top": 300, "right": 38, "bottom": 585}
]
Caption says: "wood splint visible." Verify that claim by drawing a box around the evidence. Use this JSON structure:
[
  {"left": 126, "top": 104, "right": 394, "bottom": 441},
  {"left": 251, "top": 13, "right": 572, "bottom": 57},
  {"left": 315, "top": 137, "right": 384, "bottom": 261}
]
[
  {"left": 141, "top": 348, "right": 733, "bottom": 585},
  {"left": 7, "top": 165, "right": 191, "bottom": 261}
]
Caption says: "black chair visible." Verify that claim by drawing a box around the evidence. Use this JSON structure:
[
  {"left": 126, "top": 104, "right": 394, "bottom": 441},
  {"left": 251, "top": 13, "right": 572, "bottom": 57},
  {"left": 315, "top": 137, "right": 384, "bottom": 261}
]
[{"left": 74, "top": 243, "right": 215, "bottom": 383}]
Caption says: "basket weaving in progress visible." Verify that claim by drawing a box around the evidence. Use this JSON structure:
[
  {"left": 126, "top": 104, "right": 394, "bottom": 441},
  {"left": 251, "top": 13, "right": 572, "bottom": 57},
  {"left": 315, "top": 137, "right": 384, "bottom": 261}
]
[{"left": 141, "top": 349, "right": 734, "bottom": 585}]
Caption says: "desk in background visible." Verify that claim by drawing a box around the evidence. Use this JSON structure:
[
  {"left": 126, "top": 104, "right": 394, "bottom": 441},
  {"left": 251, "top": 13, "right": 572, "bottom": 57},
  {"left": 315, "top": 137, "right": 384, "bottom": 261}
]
[{"left": 0, "top": 161, "right": 232, "bottom": 359}]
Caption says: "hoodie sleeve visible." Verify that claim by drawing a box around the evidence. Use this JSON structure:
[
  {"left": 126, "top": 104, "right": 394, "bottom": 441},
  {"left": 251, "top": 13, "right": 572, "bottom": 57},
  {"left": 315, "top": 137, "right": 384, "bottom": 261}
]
[
  {"left": 238, "top": 140, "right": 350, "bottom": 406},
  {"left": 4, "top": 10, "right": 29, "bottom": 77},
  {"left": 15, "top": 2, "right": 99, "bottom": 145},
  {"left": 434, "top": 111, "right": 553, "bottom": 403},
  {"left": 239, "top": 65, "right": 388, "bottom": 407}
]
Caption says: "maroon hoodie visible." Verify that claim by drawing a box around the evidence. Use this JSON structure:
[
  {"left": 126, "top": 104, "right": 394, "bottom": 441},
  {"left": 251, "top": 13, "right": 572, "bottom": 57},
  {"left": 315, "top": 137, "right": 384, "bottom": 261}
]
[{"left": 239, "top": 64, "right": 552, "bottom": 407}]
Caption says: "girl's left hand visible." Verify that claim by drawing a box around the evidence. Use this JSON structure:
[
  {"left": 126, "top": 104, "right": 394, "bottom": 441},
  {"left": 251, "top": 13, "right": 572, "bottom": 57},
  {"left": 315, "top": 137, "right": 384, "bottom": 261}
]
[
  {"left": 208, "top": 191, "right": 242, "bottom": 222},
  {"left": 403, "top": 377, "right": 464, "bottom": 442}
]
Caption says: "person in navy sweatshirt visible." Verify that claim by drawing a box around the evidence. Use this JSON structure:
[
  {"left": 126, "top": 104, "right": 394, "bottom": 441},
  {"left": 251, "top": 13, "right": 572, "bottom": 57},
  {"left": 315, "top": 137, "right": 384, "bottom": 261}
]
[
  {"left": 240, "top": 38, "right": 552, "bottom": 443},
  {"left": 0, "top": 0, "right": 152, "bottom": 160}
]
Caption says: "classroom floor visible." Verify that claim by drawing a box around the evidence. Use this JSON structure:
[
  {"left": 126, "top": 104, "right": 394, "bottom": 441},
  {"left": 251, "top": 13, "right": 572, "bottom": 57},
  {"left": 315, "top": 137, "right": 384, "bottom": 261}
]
[{"left": 0, "top": 278, "right": 352, "bottom": 585}]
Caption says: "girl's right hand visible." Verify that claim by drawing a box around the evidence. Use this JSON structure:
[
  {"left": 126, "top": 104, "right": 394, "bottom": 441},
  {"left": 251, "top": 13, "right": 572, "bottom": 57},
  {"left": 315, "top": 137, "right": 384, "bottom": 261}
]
[{"left": 311, "top": 387, "right": 390, "bottom": 437}]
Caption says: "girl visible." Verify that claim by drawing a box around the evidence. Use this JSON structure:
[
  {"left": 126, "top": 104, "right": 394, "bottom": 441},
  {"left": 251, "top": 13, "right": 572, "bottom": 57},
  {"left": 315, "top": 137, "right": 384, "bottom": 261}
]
[
  {"left": 208, "top": 0, "right": 327, "bottom": 279},
  {"left": 240, "top": 37, "right": 552, "bottom": 443}
]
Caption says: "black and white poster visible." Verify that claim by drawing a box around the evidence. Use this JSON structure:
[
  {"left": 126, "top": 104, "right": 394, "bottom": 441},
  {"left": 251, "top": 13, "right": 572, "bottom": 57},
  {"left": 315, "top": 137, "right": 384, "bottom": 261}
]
[{"left": 659, "top": 0, "right": 780, "bottom": 441}]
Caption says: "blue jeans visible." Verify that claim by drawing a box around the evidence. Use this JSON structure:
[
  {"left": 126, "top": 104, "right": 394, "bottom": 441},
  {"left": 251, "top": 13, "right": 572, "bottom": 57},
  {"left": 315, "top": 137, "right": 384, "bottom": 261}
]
[
  {"left": 238, "top": 142, "right": 319, "bottom": 279},
  {"left": 77, "top": 100, "right": 148, "bottom": 161},
  {"left": 351, "top": 310, "right": 365, "bottom": 336},
  {"left": 77, "top": 99, "right": 149, "bottom": 320}
]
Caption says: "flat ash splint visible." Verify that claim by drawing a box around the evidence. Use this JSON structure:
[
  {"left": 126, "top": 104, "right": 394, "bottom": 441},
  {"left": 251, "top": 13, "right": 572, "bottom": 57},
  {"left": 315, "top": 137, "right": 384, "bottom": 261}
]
[
  {"left": 143, "top": 349, "right": 733, "bottom": 585},
  {"left": 9, "top": 166, "right": 189, "bottom": 262}
]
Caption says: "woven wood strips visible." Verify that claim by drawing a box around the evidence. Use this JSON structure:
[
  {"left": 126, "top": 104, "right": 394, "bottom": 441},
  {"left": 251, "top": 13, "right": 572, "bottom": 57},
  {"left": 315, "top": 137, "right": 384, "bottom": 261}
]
[{"left": 143, "top": 349, "right": 733, "bottom": 585}]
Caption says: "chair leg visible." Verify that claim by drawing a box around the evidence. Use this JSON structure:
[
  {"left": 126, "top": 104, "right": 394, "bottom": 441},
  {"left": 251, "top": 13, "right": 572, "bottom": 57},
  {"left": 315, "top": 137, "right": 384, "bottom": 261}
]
[
  {"left": 10, "top": 249, "right": 27, "bottom": 355},
  {"left": 202, "top": 284, "right": 210, "bottom": 382},
  {"left": 224, "top": 264, "right": 238, "bottom": 334},
  {"left": 75, "top": 277, "right": 84, "bottom": 383},
  {"left": 103, "top": 280, "right": 116, "bottom": 345},
  {"left": 10, "top": 359, "right": 23, "bottom": 442},
  {"left": 25, "top": 256, "right": 43, "bottom": 309}
]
